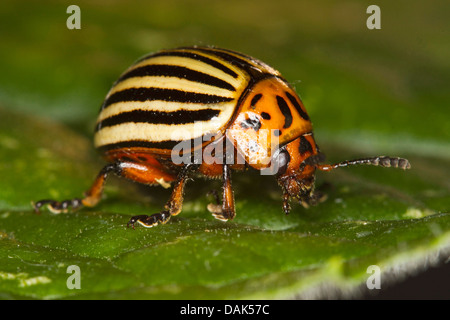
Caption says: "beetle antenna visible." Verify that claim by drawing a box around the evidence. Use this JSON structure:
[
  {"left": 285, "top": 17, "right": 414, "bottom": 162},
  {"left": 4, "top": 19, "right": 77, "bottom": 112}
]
[{"left": 316, "top": 156, "right": 411, "bottom": 172}]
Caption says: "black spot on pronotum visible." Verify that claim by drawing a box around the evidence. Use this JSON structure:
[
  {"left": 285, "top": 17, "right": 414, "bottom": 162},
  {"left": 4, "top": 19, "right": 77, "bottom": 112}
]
[
  {"left": 261, "top": 112, "right": 271, "bottom": 120},
  {"left": 273, "top": 129, "right": 281, "bottom": 137},
  {"left": 299, "top": 135, "right": 313, "bottom": 154},
  {"left": 250, "top": 94, "right": 262, "bottom": 109},
  {"left": 285, "top": 91, "right": 309, "bottom": 121},
  {"left": 303, "top": 152, "right": 326, "bottom": 166},
  {"left": 276, "top": 95, "right": 292, "bottom": 129},
  {"left": 240, "top": 113, "right": 262, "bottom": 131}
]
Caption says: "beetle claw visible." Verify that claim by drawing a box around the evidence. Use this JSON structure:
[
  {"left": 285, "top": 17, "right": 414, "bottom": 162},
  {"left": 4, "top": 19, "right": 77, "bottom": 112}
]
[
  {"left": 33, "top": 198, "right": 83, "bottom": 214},
  {"left": 207, "top": 204, "right": 235, "bottom": 221},
  {"left": 127, "top": 211, "right": 171, "bottom": 229},
  {"left": 207, "top": 204, "right": 228, "bottom": 221},
  {"left": 127, "top": 215, "right": 148, "bottom": 229}
]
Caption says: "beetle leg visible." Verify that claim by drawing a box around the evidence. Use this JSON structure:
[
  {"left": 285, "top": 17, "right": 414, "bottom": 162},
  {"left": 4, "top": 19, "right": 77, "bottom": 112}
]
[
  {"left": 127, "top": 164, "right": 191, "bottom": 228},
  {"left": 207, "top": 189, "right": 221, "bottom": 205},
  {"left": 208, "top": 164, "right": 236, "bottom": 221},
  {"left": 34, "top": 160, "right": 177, "bottom": 215},
  {"left": 33, "top": 162, "right": 122, "bottom": 214},
  {"left": 282, "top": 191, "right": 291, "bottom": 215},
  {"left": 33, "top": 198, "right": 83, "bottom": 214},
  {"left": 126, "top": 211, "right": 171, "bottom": 229},
  {"left": 308, "top": 190, "right": 327, "bottom": 206}
]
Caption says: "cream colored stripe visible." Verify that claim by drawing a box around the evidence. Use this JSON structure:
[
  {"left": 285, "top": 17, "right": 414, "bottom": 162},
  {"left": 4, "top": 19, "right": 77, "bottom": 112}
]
[
  {"left": 94, "top": 114, "right": 232, "bottom": 147},
  {"left": 105, "top": 76, "right": 236, "bottom": 100}
]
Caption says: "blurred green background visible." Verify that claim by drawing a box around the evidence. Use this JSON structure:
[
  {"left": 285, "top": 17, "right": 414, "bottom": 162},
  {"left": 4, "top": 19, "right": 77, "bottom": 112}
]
[
  {"left": 2, "top": 0, "right": 449, "bottom": 145},
  {"left": 0, "top": 0, "right": 449, "bottom": 299}
]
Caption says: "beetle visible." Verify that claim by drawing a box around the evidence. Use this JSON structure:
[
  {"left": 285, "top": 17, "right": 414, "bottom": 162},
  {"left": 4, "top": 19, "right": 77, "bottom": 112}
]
[{"left": 33, "top": 46, "right": 411, "bottom": 228}]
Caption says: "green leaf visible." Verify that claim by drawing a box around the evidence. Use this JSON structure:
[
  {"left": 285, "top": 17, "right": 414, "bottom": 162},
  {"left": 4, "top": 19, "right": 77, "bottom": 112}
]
[
  {"left": 1, "top": 105, "right": 448, "bottom": 299},
  {"left": 1, "top": 0, "right": 449, "bottom": 299}
]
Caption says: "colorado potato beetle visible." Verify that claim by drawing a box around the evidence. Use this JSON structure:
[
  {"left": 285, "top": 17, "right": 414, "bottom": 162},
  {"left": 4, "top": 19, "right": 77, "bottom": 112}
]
[{"left": 34, "top": 46, "right": 411, "bottom": 228}]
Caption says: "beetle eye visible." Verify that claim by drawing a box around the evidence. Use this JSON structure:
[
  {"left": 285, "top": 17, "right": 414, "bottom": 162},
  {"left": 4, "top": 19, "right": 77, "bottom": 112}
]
[{"left": 274, "top": 149, "right": 290, "bottom": 176}]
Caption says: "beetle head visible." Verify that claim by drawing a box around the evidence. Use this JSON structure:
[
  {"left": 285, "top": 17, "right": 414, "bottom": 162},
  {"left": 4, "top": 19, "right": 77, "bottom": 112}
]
[{"left": 268, "top": 135, "right": 326, "bottom": 212}]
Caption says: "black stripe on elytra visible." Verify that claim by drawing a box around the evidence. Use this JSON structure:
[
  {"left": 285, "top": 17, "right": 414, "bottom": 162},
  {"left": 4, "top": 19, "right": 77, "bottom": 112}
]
[
  {"left": 139, "top": 50, "right": 239, "bottom": 79},
  {"left": 102, "top": 87, "right": 234, "bottom": 109},
  {"left": 96, "top": 108, "right": 221, "bottom": 131},
  {"left": 276, "top": 95, "right": 293, "bottom": 129},
  {"left": 97, "top": 140, "right": 181, "bottom": 153},
  {"left": 299, "top": 135, "right": 313, "bottom": 155},
  {"left": 285, "top": 91, "right": 309, "bottom": 121},
  {"left": 117, "top": 64, "right": 236, "bottom": 92},
  {"left": 239, "top": 113, "right": 261, "bottom": 131},
  {"left": 195, "top": 47, "right": 264, "bottom": 79}
]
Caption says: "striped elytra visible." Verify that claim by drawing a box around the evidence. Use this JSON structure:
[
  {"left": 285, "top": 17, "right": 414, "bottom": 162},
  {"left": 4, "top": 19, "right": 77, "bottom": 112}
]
[
  {"left": 34, "top": 46, "right": 411, "bottom": 229},
  {"left": 93, "top": 46, "right": 311, "bottom": 159},
  {"left": 93, "top": 47, "right": 251, "bottom": 152}
]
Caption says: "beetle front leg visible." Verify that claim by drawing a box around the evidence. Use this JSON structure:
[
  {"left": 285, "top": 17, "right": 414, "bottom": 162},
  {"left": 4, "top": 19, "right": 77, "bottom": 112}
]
[
  {"left": 282, "top": 191, "right": 291, "bottom": 215},
  {"left": 207, "top": 164, "right": 236, "bottom": 221}
]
